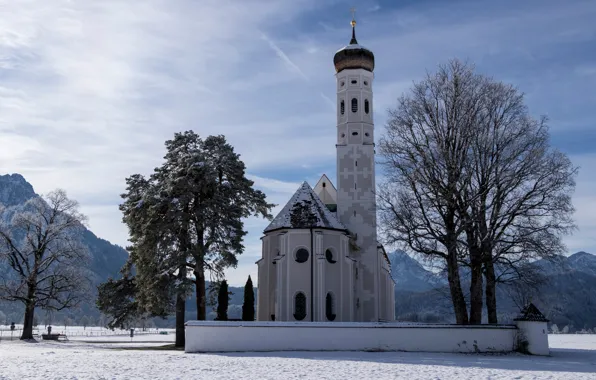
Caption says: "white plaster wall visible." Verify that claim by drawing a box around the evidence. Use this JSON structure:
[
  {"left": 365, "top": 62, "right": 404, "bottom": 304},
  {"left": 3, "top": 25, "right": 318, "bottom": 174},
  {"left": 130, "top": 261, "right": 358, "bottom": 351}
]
[
  {"left": 515, "top": 321, "right": 550, "bottom": 355},
  {"left": 321, "top": 232, "right": 345, "bottom": 321},
  {"left": 286, "top": 230, "right": 312, "bottom": 318},
  {"left": 186, "top": 322, "right": 518, "bottom": 354}
]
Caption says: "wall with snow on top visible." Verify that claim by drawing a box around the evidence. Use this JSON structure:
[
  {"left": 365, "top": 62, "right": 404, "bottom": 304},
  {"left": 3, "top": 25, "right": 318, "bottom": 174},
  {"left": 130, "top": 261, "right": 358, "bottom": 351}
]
[{"left": 185, "top": 321, "right": 521, "bottom": 354}]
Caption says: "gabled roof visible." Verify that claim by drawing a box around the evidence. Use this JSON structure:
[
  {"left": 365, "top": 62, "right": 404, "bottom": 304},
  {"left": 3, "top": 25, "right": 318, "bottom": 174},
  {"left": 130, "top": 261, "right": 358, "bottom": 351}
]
[
  {"left": 313, "top": 174, "right": 337, "bottom": 206},
  {"left": 514, "top": 303, "right": 549, "bottom": 322},
  {"left": 264, "top": 182, "right": 347, "bottom": 233}
]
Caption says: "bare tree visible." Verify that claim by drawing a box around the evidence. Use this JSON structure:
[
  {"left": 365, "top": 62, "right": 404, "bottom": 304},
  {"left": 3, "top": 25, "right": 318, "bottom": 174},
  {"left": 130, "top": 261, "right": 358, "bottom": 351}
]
[
  {"left": 0, "top": 190, "right": 91, "bottom": 340},
  {"left": 379, "top": 59, "right": 577, "bottom": 325},
  {"left": 457, "top": 75, "right": 577, "bottom": 324},
  {"left": 378, "top": 60, "right": 485, "bottom": 324}
]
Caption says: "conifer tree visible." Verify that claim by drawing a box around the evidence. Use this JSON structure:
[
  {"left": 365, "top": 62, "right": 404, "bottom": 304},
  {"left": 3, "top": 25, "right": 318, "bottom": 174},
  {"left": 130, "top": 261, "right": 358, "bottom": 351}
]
[
  {"left": 242, "top": 275, "right": 255, "bottom": 321},
  {"left": 98, "top": 131, "right": 273, "bottom": 347},
  {"left": 216, "top": 280, "right": 229, "bottom": 321}
]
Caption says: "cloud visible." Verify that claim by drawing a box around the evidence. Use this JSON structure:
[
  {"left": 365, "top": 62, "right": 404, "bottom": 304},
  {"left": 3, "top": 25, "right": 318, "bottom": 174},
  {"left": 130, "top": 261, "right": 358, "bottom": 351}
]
[{"left": 0, "top": 0, "right": 595, "bottom": 286}]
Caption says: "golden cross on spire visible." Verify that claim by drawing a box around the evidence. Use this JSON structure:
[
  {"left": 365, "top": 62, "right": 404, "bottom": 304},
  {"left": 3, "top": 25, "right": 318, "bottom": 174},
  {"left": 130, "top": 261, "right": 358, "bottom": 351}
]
[{"left": 350, "top": 7, "right": 357, "bottom": 27}]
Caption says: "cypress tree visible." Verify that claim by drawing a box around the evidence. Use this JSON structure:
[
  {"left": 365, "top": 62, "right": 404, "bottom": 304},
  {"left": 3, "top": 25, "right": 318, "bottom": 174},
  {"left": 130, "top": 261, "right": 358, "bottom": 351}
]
[
  {"left": 216, "top": 280, "right": 229, "bottom": 321},
  {"left": 242, "top": 275, "right": 255, "bottom": 321}
]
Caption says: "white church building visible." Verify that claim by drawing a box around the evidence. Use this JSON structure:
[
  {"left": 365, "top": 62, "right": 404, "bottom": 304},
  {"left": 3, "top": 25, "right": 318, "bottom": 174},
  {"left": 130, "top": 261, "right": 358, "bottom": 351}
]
[
  {"left": 256, "top": 18, "right": 395, "bottom": 323},
  {"left": 187, "top": 16, "right": 550, "bottom": 358}
]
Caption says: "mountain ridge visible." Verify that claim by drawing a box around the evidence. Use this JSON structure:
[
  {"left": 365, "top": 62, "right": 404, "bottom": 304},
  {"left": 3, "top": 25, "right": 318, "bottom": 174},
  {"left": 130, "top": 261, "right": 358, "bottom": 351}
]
[
  {"left": 1, "top": 173, "right": 594, "bottom": 331},
  {"left": 0, "top": 173, "right": 129, "bottom": 325}
]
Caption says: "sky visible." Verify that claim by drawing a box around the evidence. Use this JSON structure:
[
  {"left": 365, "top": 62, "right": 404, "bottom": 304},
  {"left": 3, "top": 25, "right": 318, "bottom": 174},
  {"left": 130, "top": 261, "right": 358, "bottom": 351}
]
[{"left": 0, "top": 0, "right": 595, "bottom": 286}]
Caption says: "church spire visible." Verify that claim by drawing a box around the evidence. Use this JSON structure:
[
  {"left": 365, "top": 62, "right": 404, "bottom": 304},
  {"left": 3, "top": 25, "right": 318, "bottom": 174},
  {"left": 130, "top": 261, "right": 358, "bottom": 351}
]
[{"left": 350, "top": 7, "right": 358, "bottom": 45}]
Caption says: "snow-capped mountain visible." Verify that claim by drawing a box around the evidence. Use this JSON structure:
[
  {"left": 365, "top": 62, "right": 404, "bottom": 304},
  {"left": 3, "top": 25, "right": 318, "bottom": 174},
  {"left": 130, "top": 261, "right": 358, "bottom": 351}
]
[
  {"left": 566, "top": 251, "right": 596, "bottom": 277},
  {"left": 0, "top": 174, "right": 37, "bottom": 207},
  {"left": 0, "top": 173, "right": 130, "bottom": 324},
  {"left": 388, "top": 250, "right": 445, "bottom": 292},
  {"left": 0, "top": 173, "right": 128, "bottom": 284}
]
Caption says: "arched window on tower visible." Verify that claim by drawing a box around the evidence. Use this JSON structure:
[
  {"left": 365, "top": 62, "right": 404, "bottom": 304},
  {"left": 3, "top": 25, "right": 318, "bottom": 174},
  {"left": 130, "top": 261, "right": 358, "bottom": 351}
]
[
  {"left": 351, "top": 98, "right": 358, "bottom": 113},
  {"left": 365, "top": 99, "right": 370, "bottom": 114},
  {"left": 326, "top": 293, "right": 336, "bottom": 321},
  {"left": 340, "top": 100, "right": 345, "bottom": 115},
  {"left": 294, "top": 292, "right": 307, "bottom": 321}
]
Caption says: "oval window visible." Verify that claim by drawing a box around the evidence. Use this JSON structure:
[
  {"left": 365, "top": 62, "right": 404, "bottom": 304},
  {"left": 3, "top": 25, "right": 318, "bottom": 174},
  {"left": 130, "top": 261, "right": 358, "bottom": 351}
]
[
  {"left": 325, "top": 249, "right": 336, "bottom": 264},
  {"left": 295, "top": 248, "right": 309, "bottom": 263},
  {"left": 352, "top": 131, "right": 358, "bottom": 136}
]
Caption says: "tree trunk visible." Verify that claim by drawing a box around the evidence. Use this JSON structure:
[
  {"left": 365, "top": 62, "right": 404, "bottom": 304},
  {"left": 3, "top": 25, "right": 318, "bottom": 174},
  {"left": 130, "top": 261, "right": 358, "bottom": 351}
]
[
  {"left": 21, "top": 302, "right": 35, "bottom": 340},
  {"left": 446, "top": 249, "right": 469, "bottom": 324},
  {"left": 175, "top": 266, "right": 186, "bottom": 348},
  {"left": 175, "top": 292, "right": 185, "bottom": 348},
  {"left": 468, "top": 257, "right": 484, "bottom": 324},
  {"left": 484, "top": 259, "right": 498, "bottom": 324},
  {"left": 195, "top": 263, "right": 206, "bottom": 320}
]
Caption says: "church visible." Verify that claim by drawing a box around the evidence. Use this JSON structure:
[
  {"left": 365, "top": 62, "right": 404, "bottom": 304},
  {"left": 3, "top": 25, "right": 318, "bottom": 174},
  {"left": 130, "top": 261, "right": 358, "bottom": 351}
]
[{"left": 256, "top": 17, "right": 395, "bottom": 323}]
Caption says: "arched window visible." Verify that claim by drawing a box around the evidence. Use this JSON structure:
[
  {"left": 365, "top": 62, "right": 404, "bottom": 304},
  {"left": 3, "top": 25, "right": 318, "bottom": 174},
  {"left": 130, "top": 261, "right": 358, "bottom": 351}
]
[
  {"left": 326, "top": 293, "right": 336, "bottom": 321},
  {"left": 325, "top": 249, "right": 336, "bottom": 264},
  {"left": 295, "top": 248, "right": 309, "bottom": 263},
  {"left": 364, "top": 99, "right": 370, "bottom": 114},
  {"left": 294, "top": 292, "right": 307, "bottom": 321},
  {"left": 340, "top": 100, "right": 345, "bottom": 115},
  {"left": 351, "top": 98, "right": 358, "bottom": 113}
]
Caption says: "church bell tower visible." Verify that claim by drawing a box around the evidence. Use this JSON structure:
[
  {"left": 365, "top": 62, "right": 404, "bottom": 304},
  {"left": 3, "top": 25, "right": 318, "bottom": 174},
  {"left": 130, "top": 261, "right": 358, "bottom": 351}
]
[{"left": 334, "top": 14, "right": 379, "bottom": 321}]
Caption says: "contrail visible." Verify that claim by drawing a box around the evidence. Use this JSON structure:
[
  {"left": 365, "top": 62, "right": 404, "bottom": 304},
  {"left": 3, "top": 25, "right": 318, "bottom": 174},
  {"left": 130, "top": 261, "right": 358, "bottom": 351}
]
[
  {"left": 320, "top": 93, "right": 335, "bottom": 108},
  {"left": 260, "top": 32, "right": 309, "bottom": 81},
  {"left": 260, "top": 31, "right": 334, "bottom": 111}
]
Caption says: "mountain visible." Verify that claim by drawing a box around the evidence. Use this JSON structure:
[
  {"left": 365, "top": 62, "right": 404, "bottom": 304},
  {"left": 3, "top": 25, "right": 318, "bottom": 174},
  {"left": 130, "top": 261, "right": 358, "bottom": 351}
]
[
  {"left": 0, "top": 174, "right": 37, "bottom": 207},
  {"left": 2, "top": 174, "right": 593, "bottom": 331},
  {"left": 389, "top": 250, "right": 596, "bottom": 331},
  {"left": 567, "top": 251, "right": 596, "bottom": 277},
  {"left": 0, "top": 173, "right": 128, "bottom": 324},
  {"left": 388, "top": 250, "right": 445, "bottom": 292}
]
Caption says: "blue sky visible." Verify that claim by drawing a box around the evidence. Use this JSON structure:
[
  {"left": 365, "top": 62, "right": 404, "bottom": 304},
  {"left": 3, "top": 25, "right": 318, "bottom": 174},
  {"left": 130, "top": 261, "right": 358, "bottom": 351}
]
[{"left": 0, "top": 0, "right": 595, "bottom": 286}]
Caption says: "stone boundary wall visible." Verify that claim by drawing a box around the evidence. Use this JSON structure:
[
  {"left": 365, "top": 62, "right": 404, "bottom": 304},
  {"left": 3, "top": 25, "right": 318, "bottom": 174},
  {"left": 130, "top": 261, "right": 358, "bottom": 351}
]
[{"left": 185, "top": 321, "right": 536, "bottom": 354}]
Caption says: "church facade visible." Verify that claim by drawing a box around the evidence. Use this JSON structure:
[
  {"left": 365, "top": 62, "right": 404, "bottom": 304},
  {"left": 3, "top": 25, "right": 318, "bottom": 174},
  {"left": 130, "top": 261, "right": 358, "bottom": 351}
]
[{"left": 256, "top": 18, "right": 395, "bottom": 322}]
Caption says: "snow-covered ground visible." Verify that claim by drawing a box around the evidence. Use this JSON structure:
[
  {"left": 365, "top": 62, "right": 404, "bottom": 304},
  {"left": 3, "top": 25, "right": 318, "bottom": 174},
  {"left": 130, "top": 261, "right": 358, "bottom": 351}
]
[
  {"left": 0, "top": 325, "right": 175, "bottom": 342},
  {"left": 0, "top": 334, "right": 594, "bottom": 379}
]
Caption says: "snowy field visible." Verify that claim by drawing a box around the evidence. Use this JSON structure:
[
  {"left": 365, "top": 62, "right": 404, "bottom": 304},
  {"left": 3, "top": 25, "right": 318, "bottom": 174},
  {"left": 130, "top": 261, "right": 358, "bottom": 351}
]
[
  {"left": 0, "top": 334, "right": 595, "bottom": 379},
  {"left": 0, "top": 324, "right": 175, "bottom": 340}
]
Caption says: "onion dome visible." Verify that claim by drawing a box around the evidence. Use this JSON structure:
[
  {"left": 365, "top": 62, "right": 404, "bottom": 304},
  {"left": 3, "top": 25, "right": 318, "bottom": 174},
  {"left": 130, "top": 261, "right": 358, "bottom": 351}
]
[{"left": 333, "top": 18, "right": 375, "bottom": 73}]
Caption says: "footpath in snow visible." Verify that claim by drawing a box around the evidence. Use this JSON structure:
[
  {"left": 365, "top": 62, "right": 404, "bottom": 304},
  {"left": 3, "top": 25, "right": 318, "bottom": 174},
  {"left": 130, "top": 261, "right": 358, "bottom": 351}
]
[{"left": 0, "top": 334, "right": 595, "bottom": 379}]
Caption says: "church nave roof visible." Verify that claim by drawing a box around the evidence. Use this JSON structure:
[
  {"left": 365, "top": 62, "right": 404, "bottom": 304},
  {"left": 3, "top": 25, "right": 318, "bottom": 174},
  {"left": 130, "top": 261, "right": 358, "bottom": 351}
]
[{"left": 264, "top": 182, "right": 347, "bottom": 233}]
